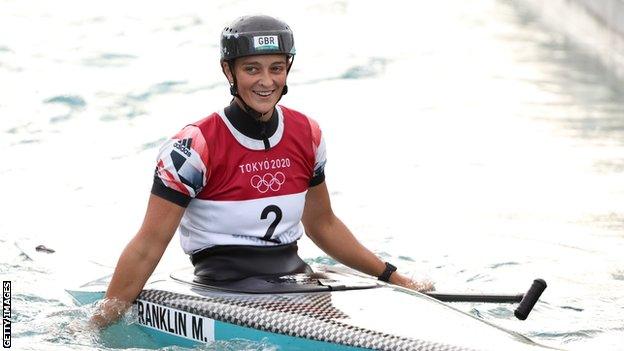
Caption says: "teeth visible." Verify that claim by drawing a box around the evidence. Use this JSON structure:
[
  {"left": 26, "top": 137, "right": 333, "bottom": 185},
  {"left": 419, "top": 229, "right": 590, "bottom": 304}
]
[{"left": 255, "top": 91, "right": 272, "bottom": 97}]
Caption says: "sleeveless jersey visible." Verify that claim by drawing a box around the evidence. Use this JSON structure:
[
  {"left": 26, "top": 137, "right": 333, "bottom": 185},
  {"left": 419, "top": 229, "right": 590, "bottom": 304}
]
[{"left": 152, "top": 105, "right": 327, "bottom": 254}]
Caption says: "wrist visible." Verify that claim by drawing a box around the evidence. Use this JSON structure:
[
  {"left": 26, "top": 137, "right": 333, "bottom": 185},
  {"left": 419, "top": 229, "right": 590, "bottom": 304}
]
[{"left": 377, "top": 262, "right": 397, "bottom": 282}]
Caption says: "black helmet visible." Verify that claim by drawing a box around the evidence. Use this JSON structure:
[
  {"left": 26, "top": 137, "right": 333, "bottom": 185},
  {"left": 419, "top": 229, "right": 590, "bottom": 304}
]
[{"left": 221, "top": 15, "right": 296, "bottom": 61}]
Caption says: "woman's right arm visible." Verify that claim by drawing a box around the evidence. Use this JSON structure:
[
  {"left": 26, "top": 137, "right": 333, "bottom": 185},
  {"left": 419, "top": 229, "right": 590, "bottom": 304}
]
[{"left": 90, "top": 194, "right": 186, "bottom": 328}]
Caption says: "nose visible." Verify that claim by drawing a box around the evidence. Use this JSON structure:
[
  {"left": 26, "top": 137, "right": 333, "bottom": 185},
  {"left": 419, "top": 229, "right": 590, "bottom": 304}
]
[{"left": 257, "top": 68, "right": 272, "bottom": 87}]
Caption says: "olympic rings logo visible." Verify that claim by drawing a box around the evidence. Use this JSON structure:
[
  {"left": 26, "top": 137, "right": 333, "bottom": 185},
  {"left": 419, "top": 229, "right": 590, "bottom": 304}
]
[{"left": 250, "top": 172, "right": 286, "bottom": 193}]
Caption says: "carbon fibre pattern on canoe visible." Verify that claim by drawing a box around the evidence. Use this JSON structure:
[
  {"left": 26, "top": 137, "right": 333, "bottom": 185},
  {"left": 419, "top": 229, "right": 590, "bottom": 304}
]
[{"left": 139, "top": 289, "right": 477, "bottom": 351}]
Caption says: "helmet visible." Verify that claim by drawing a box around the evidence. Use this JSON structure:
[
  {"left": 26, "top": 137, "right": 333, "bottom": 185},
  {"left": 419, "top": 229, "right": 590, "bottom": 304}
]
[{"left": 220, "top": 15, "right": 296, "bottom": 61}]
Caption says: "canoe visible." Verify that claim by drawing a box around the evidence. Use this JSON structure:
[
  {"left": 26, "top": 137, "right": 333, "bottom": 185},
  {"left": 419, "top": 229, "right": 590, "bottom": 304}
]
[{"left": 68, "top": 265, "right": 559, "bottom": 351}]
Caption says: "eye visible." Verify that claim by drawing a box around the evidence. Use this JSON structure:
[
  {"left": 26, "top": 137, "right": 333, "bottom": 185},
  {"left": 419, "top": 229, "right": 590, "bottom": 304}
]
[
  {"left": 271, "top": 65, "right": 285, "bottom": 73},
  {"left": 243, "top": 66, "right": 258, "bottom": 74}
]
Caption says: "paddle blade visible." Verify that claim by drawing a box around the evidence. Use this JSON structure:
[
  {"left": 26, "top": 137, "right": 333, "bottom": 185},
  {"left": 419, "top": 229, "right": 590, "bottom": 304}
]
[{"left": 514, "top": 279, "right": 547, "bottom": 320}]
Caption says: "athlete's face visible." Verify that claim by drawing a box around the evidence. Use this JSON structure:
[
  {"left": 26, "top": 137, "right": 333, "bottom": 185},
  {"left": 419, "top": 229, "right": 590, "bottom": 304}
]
[{"left": 223, "top": 55, "right": 289, "bottom": 118}]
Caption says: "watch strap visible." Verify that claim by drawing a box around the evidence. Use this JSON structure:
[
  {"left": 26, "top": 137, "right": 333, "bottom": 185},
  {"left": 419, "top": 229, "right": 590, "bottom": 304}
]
[{"left": 378, "top": 262, "right": 397, "bottom": 282}]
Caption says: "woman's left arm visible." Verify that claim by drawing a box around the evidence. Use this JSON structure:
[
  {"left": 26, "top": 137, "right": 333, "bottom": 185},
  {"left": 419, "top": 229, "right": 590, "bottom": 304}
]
[{"left": 302, "top": 182, "right": 434, "bottom": 292}]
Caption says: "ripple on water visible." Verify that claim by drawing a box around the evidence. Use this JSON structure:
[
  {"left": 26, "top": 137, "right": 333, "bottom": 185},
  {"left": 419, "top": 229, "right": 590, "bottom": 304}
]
[
  {"left": 43, "top": 94, "right": 85, "bottom": 123},
  {"left": 594, "top": 160, "right": 624, "bottom": 174},
  {"left": 99, "top": 114, "right": 117, "bottom": 122},
  {"left": 488, "top": 261, "right": 520, "bottom": 269},
  {"left": 305, "top": 256, "right": 338, "bottom": 266},
  {"left": 168, "top": 15, "right": 203, "bottom": 31},
  {"left": 485, "top": 305, "right": 514, "bottom": 319},
  {"left": 98, "top": 80, "right": 188, "bottom": 121},
  {"left": 4, "top": 123, "right": 40, "bottom": 135},
  {"left": 398, "top": 255, "right": 415, "bottom": 262},
  {"left": 579, "top": 212, "right": 624, "bottom": 232},
  {"left": 128, "top": 80, "right": 188, "bottom": 102},
  {"left": 49, "top": 115, "right": 72, "bottom": 124},
  {"left": 140, "top": 137, "right": 166, "bottom": 151},
  {"left": 532, "top": 329, "right": 602, "bottom": 343},
  {"left": 341, "top": 57, "right": 389, "bottom": 79},
  {"left": 44, "top": 95, "right": 87, "bottom": 109},
  {"left": 82, "top": 53, "right": 137, "bottom": 67},
  {"left": 559, "top": 305, "right": 584, "bottom": 312},
  {"left": 13, "top": 294, "right": 65, "bottom": 323},
  {"left": 611, "top": 270, "right": 624, "bottom": 281},
  {"left": 15, "top": 139, "right": 41, "bottom": 145},
  {"left": 108, "top": 101, "right": 146, "bottom": 120},
  {"left": 466, "top": 273, "right": 491, "bottom": 283},
  {"left": 468, "top": 307, "right": 483, "bottom": 319}
]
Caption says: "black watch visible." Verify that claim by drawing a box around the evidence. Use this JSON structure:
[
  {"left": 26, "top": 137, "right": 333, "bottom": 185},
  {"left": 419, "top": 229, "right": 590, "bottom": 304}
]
[{"left": 377, "top": 262, "right": 397, "bottom": 282}]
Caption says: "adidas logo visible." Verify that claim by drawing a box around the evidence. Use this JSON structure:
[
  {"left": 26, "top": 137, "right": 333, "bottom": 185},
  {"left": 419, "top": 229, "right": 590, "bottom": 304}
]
[{"left": 173, "top": 138, "right": 192, "bottom": 157}]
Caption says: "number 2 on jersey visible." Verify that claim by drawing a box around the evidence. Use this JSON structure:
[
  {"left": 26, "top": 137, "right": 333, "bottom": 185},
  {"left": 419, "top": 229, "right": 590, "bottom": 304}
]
[{"left": 260, "top": 205, "right": 282, "bottom": 243}]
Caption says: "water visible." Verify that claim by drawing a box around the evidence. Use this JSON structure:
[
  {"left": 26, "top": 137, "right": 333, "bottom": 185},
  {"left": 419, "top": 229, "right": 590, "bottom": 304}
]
[{"left": 1, "top": 0, "right": 623, "bottom": 350}]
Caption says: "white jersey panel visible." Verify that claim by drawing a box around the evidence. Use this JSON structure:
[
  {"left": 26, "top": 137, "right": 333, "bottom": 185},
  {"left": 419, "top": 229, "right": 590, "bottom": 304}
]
[
  {"left": 179, "top": 191, "right": 307, "bottom": 253},
  {"left": 314, "top": 135, "right": 327, "bottom": 174}
]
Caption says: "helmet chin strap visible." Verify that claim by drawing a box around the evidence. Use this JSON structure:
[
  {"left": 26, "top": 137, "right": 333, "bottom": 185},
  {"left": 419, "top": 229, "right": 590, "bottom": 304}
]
[{"left": 227, "top": 59, "right": 293, "bottom": 121}]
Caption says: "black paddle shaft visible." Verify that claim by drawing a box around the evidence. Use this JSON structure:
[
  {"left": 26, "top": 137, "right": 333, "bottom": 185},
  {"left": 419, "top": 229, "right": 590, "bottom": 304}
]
[
  {"left": 425, "top": 278, "right": 547, "bottom": 320},
  {"left": 426, "top": 293, "right": 523, "bottom": 303}
]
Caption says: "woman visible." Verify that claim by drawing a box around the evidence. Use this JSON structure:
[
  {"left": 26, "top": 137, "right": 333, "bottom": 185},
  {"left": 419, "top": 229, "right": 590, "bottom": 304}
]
[{"left": 91, "top": 14, "right": 434, "bottom": 328}]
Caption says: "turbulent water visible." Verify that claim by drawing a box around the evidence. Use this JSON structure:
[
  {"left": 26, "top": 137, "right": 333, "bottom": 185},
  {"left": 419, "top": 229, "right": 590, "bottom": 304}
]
[{"left": 1, "top": 0, "right": 623, "bottom": 350}]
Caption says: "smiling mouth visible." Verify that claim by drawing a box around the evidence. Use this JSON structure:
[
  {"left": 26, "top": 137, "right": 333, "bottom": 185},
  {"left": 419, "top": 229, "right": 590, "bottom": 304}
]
[{"left": 253, "top": 89, "right": 275, "bottom": 98}]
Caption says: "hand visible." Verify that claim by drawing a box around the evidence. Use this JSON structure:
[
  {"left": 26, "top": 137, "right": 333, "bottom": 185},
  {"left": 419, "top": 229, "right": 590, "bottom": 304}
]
[
  {"left": 389, "top": 272, "right": 435, "bottom": 292},
  {"left": 89, "top": 298, "right": 132, "bottom": 329}
]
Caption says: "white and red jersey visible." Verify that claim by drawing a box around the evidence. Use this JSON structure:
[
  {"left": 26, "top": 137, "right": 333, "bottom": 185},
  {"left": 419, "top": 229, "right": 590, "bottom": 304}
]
[{"left": 152, "top": 105, "right": 326, "bottom": 254}]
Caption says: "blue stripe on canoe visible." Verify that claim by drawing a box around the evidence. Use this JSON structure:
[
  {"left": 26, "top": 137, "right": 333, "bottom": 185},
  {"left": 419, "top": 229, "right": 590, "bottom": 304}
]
[
  {"left": 135, "top": 320, "right": 371, "bottom": 350},
  {"left": 215, "top": 321, "right": 371, "bottom": 351}
]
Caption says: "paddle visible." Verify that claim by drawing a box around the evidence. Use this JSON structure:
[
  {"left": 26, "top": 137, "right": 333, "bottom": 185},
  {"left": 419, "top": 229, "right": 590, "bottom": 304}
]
[{"left": 425, "top": 278, "right": 547, "bottom": 320}]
